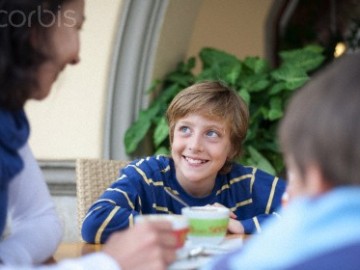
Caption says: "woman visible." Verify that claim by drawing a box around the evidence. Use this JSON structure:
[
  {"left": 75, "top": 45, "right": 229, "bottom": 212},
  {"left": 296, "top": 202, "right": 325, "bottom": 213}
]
[
  {"left": 0, "top": 0, "right": 176, "bottom": 269},
  {"left": 0, "top": 0, "right": 84, "bottom": 263}
]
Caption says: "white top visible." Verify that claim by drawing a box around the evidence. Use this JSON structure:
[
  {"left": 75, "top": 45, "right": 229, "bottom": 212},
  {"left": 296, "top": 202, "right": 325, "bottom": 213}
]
[
  {"left": 0, "top": 144, "right": 121, "bottom": 270},
  {"left": 0, "top": 144, "right": 63, "bottom": 265}
]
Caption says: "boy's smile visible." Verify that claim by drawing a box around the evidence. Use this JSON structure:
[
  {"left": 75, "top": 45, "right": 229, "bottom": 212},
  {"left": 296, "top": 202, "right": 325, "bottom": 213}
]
[
  {"left": 184, "top": 156, "right": 208, "bottom": 165},
  {"left": 171, "top": 113, "right": 232, "bottom": 197}
]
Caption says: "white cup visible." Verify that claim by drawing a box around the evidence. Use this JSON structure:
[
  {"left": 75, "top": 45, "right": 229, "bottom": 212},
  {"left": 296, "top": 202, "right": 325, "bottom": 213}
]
[{"left": 181, "top": 206, "right": 230, "bottom": 245}]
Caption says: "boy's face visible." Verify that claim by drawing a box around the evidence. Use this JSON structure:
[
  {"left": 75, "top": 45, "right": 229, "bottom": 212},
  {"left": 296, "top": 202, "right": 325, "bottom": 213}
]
[{"left": 171, "top": 113, "right": 232, "bottom": 196}]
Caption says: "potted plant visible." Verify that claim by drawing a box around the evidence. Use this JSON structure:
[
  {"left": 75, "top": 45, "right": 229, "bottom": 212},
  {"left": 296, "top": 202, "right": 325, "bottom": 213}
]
[{"left": 124, "top": 45, "right": 325, "bottom": 175}]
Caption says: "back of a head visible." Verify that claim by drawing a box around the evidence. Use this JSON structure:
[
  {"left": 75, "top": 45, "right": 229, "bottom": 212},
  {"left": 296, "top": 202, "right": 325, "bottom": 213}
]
[{"left": 279, "top": 53, "right": 360, "bottom": 186}]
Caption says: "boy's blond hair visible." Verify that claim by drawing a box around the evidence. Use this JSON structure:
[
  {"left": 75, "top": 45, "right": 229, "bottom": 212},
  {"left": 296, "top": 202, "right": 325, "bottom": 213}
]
[{"left": 166, "top": 81, "right": 249, "bottom": 173}]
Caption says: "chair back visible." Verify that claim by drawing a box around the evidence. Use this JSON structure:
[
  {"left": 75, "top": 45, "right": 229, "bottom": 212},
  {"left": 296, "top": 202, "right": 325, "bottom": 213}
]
[{"left": 75, "top": 158, "right": 128, "bottom": 236}]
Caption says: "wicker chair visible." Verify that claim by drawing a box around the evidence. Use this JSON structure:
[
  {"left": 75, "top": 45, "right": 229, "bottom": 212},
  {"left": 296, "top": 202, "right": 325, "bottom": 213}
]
[{"left": 75, "top": 158, "right": 128, "bottom": 236}]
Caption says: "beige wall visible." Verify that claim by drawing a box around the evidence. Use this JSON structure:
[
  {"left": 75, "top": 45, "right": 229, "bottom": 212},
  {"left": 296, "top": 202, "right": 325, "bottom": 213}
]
[
  {"left": 187, "top": 0, "right": 274, "bottom": 72},
  {"left": 26, "top": 0, "right": 123, "bottom": 159},
  {"left": 152, "top": 0, "right": 204, "bottom": 81}
]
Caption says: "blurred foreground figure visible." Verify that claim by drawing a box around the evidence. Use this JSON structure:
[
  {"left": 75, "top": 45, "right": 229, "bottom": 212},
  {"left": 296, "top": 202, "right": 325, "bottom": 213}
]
[
  {"left": 0, "top": 0, "right": 176, "bottom": 269},
  {"left": 203, "top": 54, "right": 360, "bottom": 270}
]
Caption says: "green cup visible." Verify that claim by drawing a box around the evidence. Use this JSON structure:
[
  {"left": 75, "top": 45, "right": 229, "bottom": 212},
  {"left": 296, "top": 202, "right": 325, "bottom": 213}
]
[{"left": 181, "top": 206, "right": 230, "bottom": 245}]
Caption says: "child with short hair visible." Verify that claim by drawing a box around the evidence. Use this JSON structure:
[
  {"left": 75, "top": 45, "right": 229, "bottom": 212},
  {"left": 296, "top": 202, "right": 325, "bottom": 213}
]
[
  {"left": 202, "top": 54, "right": 360, "bottom": 270},
  {"left": 81, "top": 81, "right": 286, "bottom": 244}
]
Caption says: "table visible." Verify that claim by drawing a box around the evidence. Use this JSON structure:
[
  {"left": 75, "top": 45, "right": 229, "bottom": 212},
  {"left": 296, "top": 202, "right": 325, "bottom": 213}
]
[
  {"left": 53, "top": 242, "right": 102, "bottom": 261},
  {"left": 53, "top": 234, "right": 247, "bottom": 262}
]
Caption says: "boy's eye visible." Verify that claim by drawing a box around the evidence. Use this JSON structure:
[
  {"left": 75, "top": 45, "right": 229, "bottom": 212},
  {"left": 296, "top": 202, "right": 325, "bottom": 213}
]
[
  {"left": 179, "top": 126, "right": 190, "bottom": 134},
  {"left": 206, "top": 130, "right": 219, "bottom": 138}
]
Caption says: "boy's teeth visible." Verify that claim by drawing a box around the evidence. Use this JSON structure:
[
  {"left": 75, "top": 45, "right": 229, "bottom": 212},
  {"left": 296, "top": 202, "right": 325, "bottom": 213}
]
[{"left": 186, "top": 157, "right": 205, "bottom": 164}]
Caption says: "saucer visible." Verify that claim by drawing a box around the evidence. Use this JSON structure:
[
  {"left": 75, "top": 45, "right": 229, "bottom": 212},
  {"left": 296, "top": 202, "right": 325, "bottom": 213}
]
[{"left": 169, "top": 237, "right": 243, "bottom": 270}]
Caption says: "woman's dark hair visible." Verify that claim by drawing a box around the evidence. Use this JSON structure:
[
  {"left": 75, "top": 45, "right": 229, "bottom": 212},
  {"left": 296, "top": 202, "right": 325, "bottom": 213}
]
[{"left": 0, "top": 0, "right": 71, "bottom": 109}]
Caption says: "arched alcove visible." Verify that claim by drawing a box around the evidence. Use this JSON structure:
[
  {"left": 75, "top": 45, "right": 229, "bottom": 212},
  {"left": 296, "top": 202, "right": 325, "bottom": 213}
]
[
  {"left": 104, "top": 0, "right": 203, "bottom": 160},
  {"left": 40, "top": 0, "right": 275, "bottom": 196}
]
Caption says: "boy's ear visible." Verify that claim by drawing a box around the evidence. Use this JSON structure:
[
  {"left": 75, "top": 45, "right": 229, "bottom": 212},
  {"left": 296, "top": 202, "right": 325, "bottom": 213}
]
[
  {"left": 306, "top": 164, "right": 332, "bottom": 196},
  {"left": 228, "top": 147, "right": 238, "bottom": 160}
]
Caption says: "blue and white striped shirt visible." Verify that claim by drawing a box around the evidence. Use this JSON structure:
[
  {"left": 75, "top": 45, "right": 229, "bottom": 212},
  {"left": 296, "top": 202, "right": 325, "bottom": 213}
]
[{"left": 81, "top": 155, "right": 285, "bottom": 244}]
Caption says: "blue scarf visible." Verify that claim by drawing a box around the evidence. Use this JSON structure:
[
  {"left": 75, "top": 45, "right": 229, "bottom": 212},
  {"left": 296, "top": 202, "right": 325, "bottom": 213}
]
[{"left": 0, "top": 108, "right": 30, "bottom": 236}]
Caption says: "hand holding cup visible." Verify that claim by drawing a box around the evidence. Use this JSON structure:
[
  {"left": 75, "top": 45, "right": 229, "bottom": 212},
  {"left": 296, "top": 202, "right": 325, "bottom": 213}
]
[{"left": 135, "top": 214, "right": 189, "bottom": 248}]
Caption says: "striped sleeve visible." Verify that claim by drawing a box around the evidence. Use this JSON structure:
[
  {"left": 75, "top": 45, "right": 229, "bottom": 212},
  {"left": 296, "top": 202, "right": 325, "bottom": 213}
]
[
  {"left": 81, "top": 156, "right": 170, "bottom": 244},
  {"left": 241, "top": 170, "right": 286, "bottom": 233}
]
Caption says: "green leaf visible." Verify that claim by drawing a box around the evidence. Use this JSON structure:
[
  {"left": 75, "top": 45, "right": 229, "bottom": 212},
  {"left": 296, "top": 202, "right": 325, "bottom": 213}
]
[
  {"left": 197, "top": 48, "right": 242, "bottom": 85},
  {"left": 153, "top": 117, "right": 169, "bottom": 147},
  {"left": 124, "top": 116, "right": 152, "bottom": 154},
  {"left": 285, "top": 79, "right": 308, "bottom": 90},
  {"left": 262, "top": 141, "right": 280, "bottom": 152},
  {"left": 269, "top": 82, "right": 287, "bottom": 95},
  {"left": 226, "top": 65, "right": 242, "bottom": 85},
  {"left": 200, "top": 48, "right": 240, "bottom": 68},
  {"left": 259, "top": 107, "right": 269, "bottom": 119},
  {"left": 158, "top": 84, "right": 182, "bottom": 104},
  {"left": 181, "top": 57, "right": 196, "bottom": 73},
  {"left": 240, "top": 74, "right": 270, "bottom": 92},
  {"left": 267, "top": 97, "right": 283, "bottom": 120},
  {"left": 271, "top": 65, "right": 309, "bottom": 89},
  {"left": 238, "top": 88, "right": 251, "bottom": 105},
  {"left": 279, "top": 45, "right": 325, "bottom": 72},
  {"left": 124, "top": 103, "right": 161, "bottom": 154},
  {"left": 166, "top": 73, "right": 194, "bottom": 87},
  {"left": 247, "top": 146, "right": 276, "bottom": 175},
  {"left": 162, "top": 58, "right": 195, "bottom": 87},
  {"left": 243, "top": 57, "right": 270, "bottom": 74}
]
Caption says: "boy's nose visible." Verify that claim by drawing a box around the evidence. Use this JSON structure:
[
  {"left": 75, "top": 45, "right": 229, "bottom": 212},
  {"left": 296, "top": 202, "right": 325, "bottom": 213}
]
[{"left": 188, "top": 134, "right": 203, "bottom": 152}]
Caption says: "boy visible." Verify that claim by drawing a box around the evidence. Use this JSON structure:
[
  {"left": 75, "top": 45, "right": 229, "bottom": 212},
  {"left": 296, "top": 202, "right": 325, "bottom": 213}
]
[
  {"left": 202, "top": 54, "right": 360, "bottom": 269},
  {"left": 81, "top": 81, "right": 286, "bottom": 244}
]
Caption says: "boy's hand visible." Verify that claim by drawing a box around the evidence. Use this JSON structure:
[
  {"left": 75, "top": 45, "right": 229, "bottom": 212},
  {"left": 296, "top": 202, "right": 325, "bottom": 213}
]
[
  {"left": 210, "top": 203, "right": 244, "bottom": 233},
  {"left": 228, "top": 218, "right": 245, "bottom": 234}
]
